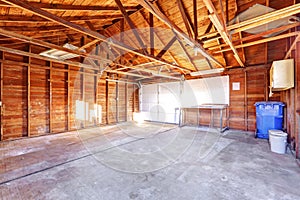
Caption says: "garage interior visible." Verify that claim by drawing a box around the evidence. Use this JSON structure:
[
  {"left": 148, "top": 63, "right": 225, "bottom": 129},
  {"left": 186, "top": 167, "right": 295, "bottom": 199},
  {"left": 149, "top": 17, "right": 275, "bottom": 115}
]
[{"left": 0, "top": 0, "right": 300, "bottom": 199}]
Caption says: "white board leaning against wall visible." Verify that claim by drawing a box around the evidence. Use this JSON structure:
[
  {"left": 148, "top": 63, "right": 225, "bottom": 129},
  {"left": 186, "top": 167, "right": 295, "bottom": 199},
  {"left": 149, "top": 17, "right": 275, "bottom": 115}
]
[{"left": 139, "top": 76, "right": 229, "bottom": 124}]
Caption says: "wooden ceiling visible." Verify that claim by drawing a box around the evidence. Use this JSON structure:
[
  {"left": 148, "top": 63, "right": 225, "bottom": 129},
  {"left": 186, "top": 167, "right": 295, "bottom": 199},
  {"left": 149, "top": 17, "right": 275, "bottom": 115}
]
[{"left": 0, "top": 0, "right": 299, "bottom": 83}]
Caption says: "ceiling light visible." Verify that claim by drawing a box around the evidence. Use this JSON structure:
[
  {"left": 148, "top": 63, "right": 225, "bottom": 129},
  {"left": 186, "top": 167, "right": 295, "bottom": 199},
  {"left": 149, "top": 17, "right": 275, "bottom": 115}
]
[
  {"left": 39, "top": 43, "right": 85, "bottom": 60},
  {"left": 190, "top": 68, "right": 224, "bottom": 76}
]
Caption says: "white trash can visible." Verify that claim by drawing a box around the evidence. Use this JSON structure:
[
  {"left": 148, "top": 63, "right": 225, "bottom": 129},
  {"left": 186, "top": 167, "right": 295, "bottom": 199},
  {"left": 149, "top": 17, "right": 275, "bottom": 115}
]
[{"left": 268, "top": 130, "right": 288, "bottom": 154}]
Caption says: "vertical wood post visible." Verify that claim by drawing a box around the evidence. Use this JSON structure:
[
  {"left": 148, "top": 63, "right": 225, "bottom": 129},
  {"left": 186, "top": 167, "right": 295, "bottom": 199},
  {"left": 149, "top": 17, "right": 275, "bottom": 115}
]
[
  {"left": 67, "top": 65, "right": 70, "bottom": 130},
  {"left": 106, "top": 76, "right": 109, "bottom": 124},
  {"left": 95, "top": 70, "right": 98, "bottom": 125},
  {"left": 0, "top": 51, "right": 3, "bottom": 141},
  {"left": 244, "top": 70, "right": 248, "bottom": 131},
  {"left": 116, "top": 80, "right": 119, "bottom": 123},
  {"left": 133, "top": 84, "right": 135, "bottom": 113},
  {"left": 82, "top": 69, "right": 85, "bottom": 128},
  {"left": 149, "top": 13, "right": 154, "bottom": 56},
  {"left": 49, "top": 61, "right": 53, "bottom": 133},
  {"left": 193, "top": 0, "right": 198, "bottom": 39},
  {"left": 125, "top": 81, "right": 128, "bottom": 121},
  {"left": 27, "top": 45, "right": 31, "bottom": 137}
]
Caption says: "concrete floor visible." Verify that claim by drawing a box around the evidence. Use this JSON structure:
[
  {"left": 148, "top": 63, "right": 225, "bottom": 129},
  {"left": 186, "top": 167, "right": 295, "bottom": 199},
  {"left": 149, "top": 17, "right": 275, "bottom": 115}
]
[{"left": 1, "top": 122, "right": 300, "bottom": 200}]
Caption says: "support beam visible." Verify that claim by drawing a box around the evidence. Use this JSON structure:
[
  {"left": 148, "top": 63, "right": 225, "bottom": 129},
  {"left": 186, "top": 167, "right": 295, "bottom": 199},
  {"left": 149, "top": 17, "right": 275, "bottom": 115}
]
[
  {"left": 116, "top": 80, "right": 119, "bottom": 123},
  {"left": 176, "top": 38, "right": 199, "bottom": 71},
  {"left": 1, "top": 25, "right": 68, "bottom": 32},
  {"left": 125, "top": 81, "right": 128, "bottom": 121},
  {"left": 176, "top": 0, "right": 193, "bottom": 38},
  {"left": 2, "top": 0, "right": 191, "bottom": 72},
  {"left": 82, "top": 69, "right": 86, "bottom": 128},
  {"left": 149, "top": 13, "right": 155, "bottom": 56},
  {"left": 193, "top": 0, "right": 198, "bottom": 39},
  {"left": 0, "top": 2, "right": 138, "bottom": 11},
  {"left": 120, "top": 18, "right": 125, "bottom": 57},
  {"left": 27, "top": 45, "right": 31, "bottom": 137},
  {"left": 244, "top": 71, "right": 248, "bottom": 131},
  {"left": 49, "top": 61, "right": 52, "bottom": 133},
  {"left": 139, "top": 11, "right": 180, "bottom": 66},
  {"left": 0, "top": 51, "right": 3, "bottom": 141},
  {"left": 156, "top": 36, "right": 177, "bottom": 58},
  {"left": 215, "top": 32, "right": 299, "bottom": 53},
  {"left": 137, "top": 0, "right": 223, "bottom": 67},
  {"left": 108, "top": 69, "right": 150, "bottom": 79},
  {"left": 0, "top": 14, "right": 124, "bottom": 23},
  {"left": 114, "top": 0, "right": 148, "bottom": 55},
  {"left": 207, "top": 22, "right": 300, "bottom": 51},
  {"left": 114, "top": 64, "right": 181, "bottom": 80},
  {"left": 79, "top": 39, "right": 100, "bottom": 50},
  {"left": 67, "top": 65, "right": 70, "bottom": 130},
  {"left": 285, "top": 34, "right": 300, "bottom": 59},
  {"left": 105, "top": 77, "right": 109, "bottom": 124},
  {"left": 85, "top": 21, "right": 97, "bottom": 32},
  {"left": 0, "top": 27, "right": 102, "bottom": 63},
  {"left": 199, "top": 3, "right": 300, "bottom": 39},
  {"left": 203, "top": 0, "right": 244, "bottom": 67}
]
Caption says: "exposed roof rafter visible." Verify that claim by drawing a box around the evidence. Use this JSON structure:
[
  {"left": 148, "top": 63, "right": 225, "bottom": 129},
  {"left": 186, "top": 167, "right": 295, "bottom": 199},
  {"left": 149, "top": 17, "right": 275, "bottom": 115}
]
[
  {"left": 137, "top": 0, "right": 223, "bottom": 68},
  {"left": 2, "top": 0, "right": 191, "bottom": 73},
  {"left": 203, "top": 0, "right": 245, "bottom": 67},
  {"left": 0, "top": 2, "right": 138, "bottom": 11}
]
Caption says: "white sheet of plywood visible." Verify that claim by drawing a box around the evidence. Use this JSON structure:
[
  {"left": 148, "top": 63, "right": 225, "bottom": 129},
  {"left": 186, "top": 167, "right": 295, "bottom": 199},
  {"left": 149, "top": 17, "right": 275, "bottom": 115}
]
[{"left": 140, "top": 76, "right": 229, "bottom": 124}]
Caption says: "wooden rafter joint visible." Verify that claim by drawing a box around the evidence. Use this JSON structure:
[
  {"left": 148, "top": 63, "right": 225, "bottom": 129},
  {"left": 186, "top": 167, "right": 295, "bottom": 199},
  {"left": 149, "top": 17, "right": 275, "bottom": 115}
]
[
  {"left": 137, "top": 0, "right": 224, "bottom": 68},
  {"left": 203, "top": 0, "right": 244, "bottom": 67}
]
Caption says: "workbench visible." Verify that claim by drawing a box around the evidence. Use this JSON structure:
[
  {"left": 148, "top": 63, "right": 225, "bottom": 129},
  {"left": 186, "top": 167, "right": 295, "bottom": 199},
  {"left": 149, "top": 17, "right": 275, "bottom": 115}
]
[{"left": 178, "top": 104, "right": 229, "bottom": 133}]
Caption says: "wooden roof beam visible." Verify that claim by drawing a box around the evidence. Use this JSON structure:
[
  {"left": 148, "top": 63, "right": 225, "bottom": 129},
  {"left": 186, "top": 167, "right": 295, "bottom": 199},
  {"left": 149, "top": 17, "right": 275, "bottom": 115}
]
[
  {"left": 138, "top": 11, "right": 180, "bottom": 67},
  {"left": 176, "top": 0, "right": 194, "bottom": 39},
  {"left": 0, "top": 27, "right": 105, "bottom": 63},
  {"left": 0, "top": 2, "right": 138, "bottom": 11},
  {"left": 0, "top": 25, "right": 68, "bottom": 32},
  {"left": 203, "top": 0, "right": 244, "bottom": 67},
  {"left": 215, "top": 32, "right": 299, "bottom": 53},
  {"left": 114, "top": 64, "right": 181, "bottom": 80},
  {"left": 137, "top": 0, "right": 223, "bottom": 68},
  {"left": 114, "top": 0, "right": 148, "bottom": 55},
  {"left": 176, "top": 36, "right": 199, "bottom": 71},
  {"left": 2, "top": 0, "right": 191, "bottom": 73},
  {"left": 207, "top": 22, "right": 300, "bottom": 51},
  {"left": 156, "top": 36, "right": 177, "bottom": 58},
  {"left": 284, "top": 34, "right": 300, "bottom": 59},
  {"left": 199, "top": 3, "right": 300, "bottom": 40},
  {"left": 0, "top": 14, "right": 124, "bottom": 23},
  {"left": 193, "top": 0, "right": 198, "bottom": 39}
]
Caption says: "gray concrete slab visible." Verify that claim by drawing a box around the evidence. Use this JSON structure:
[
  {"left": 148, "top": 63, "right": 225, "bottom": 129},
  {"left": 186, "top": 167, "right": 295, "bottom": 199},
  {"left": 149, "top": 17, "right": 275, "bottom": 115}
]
[{"left": 1, "top": 122, "right": 300, "bottom": 200}]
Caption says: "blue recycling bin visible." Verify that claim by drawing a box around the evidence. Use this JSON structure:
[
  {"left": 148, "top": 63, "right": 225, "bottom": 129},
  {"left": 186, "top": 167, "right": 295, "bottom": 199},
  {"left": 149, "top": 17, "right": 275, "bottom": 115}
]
[{"left": 254, "top": 101, "right": 285, "bottom": 139}]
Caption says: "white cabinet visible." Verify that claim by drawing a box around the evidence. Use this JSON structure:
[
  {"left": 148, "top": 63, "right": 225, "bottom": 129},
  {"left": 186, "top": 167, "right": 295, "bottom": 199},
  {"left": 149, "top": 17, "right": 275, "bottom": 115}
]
[{"left": 270, "top": 59, "right": 294, "bottom": 91}]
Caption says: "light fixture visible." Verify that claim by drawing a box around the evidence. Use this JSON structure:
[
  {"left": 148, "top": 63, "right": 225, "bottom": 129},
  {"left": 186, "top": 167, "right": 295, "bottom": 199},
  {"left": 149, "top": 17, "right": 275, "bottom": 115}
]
[
  {"left": 39, "top": 43, "right": 85, "bottom": 60},
  {"left": 190, "top": 68, "right": 224, "bottom": 76}
]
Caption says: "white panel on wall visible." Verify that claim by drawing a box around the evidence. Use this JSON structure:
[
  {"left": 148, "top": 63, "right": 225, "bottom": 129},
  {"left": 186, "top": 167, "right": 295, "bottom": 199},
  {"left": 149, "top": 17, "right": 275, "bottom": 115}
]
[
  {"left": 184, "top": 76, "right": 229, "bottom": 106},
  {"left": 139, "top": 76, "right": 229, "bottom": 124}
]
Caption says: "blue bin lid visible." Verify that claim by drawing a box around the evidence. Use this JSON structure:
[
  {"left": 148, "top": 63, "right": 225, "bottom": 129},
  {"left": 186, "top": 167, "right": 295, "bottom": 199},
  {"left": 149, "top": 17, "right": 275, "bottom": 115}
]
[{"left": 254, "top": 101, "right": 285, "bottom": 106}]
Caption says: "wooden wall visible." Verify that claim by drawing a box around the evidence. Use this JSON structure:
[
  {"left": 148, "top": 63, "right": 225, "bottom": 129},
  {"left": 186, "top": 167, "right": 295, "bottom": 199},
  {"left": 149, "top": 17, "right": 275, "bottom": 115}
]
[
  {"left": 0, "top": 48, "right": 139, "bottom": 141},
  {"left": 282, "top": 38, "right": 300, "bottom": 158},
  {"left": 226, "top": 65, "right": 282, "bottom": 131}
]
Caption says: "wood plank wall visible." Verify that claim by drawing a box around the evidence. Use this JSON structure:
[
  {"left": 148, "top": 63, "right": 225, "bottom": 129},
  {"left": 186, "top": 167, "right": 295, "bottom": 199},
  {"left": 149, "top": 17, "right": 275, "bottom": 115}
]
[
  {"left": 226, "top": 65, "right": 281, "bottom": 131},
  {"left": 0, "top": 49, "right": 139, "bottom": 141},
  {"left": 283, "top": 39, "right": 300, "bottom": 157},
  {"left": 296, "top": 41, "right": 300, "bottom": 158}
]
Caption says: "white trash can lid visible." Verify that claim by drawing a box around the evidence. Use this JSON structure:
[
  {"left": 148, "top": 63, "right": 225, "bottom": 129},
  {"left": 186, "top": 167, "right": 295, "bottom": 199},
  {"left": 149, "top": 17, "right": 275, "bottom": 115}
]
[{"left": 269, "top": 129, "right": 287, "bottom": 137}]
